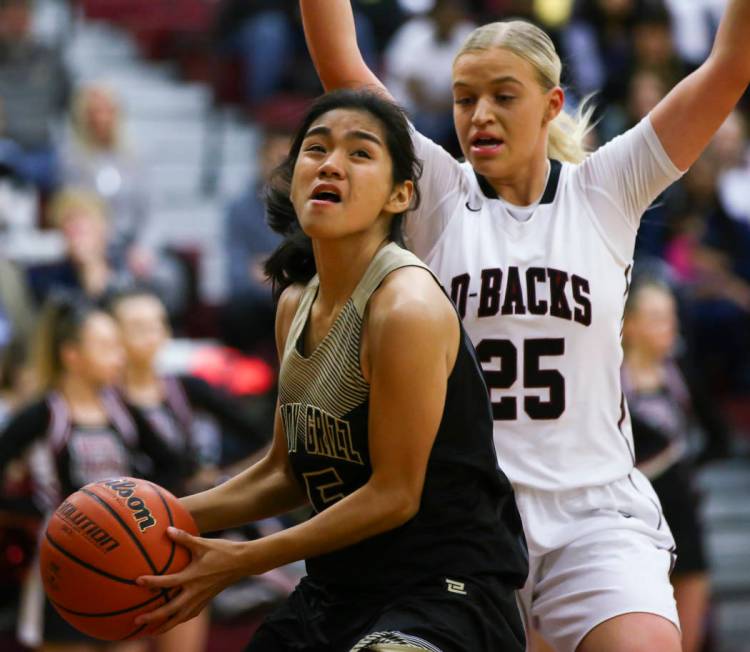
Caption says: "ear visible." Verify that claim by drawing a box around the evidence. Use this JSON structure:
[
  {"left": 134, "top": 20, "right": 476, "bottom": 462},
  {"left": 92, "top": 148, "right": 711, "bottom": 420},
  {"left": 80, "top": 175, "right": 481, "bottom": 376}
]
[
  {"left": 543, "top": 87, "right": 565, "bottom": 125},
  {"left": 383, "top": 180, "right": 414, "bottom": 215}
]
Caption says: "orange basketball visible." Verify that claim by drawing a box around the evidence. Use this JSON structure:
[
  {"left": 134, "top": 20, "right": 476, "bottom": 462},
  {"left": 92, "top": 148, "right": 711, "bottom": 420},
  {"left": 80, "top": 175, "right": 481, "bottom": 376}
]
[{"left": 40, "top": 477, "right": 198, "bottom": 641}]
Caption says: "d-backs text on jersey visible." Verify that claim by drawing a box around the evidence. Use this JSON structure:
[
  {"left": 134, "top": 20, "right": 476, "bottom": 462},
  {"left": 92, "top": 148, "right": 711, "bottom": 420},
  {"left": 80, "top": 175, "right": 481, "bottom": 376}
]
[{"left": 450, "top": 265, "right": 592, "bottom": 326}]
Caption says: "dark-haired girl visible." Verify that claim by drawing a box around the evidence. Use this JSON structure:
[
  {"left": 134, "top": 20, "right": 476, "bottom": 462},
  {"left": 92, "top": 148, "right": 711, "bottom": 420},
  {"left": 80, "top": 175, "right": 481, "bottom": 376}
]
[
  {"left": 0, "top": 294, "right": 174, "bottom": 652},
  {"left": 135, "top": 89, "right": 528, "bottom": 652}
]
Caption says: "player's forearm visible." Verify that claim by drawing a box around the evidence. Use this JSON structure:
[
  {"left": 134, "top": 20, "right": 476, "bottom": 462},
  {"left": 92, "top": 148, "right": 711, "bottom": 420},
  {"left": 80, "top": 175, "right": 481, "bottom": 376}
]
[
  {"left": 711, "top": 0, "right": 750, "bottom": 83},
  {"left": 235, "top": 480, "right": 418, "bottom": 575},
  {"left": 299, "top": 0, "right": 384, "bottom": 92},
  {"left": 181, "top": 457, "right": 306, "bottom": 534}
]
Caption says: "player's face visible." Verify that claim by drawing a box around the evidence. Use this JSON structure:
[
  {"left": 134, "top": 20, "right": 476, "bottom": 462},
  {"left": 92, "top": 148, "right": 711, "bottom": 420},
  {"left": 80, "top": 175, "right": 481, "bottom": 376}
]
[
  {"left": 452, "top": 48, "right": 559, "bottom": 183},
  {"left": 114, "top": 296, "right": 169, "bottom": 366},
  {"left": 68, "top": 313, "right": 126, "bottom": 386},
  {"left": 628, "top": 288, "right": 678, "bottom": 360},
  {"left": 290, "top": 108, "right": 411, "bottom": 241}
]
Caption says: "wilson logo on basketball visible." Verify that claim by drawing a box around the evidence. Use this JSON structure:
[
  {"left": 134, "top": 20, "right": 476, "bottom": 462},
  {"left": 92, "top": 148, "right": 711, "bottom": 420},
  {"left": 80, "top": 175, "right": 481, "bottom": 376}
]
[
  {"left": 56, "top": 500, "right": 120, "bottom": 553},
  {"left": 101, "top": 478, "right": 157, "bottom": 532}
]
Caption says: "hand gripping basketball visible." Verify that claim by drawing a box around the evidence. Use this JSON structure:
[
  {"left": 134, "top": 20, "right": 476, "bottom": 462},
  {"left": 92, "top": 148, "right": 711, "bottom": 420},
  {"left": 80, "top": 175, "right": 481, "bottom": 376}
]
[
  {"left": 40, "top": 477, "right": 199, "bottom": 641},
  {"left": 134, "top": 526, "right": 247, "bottom": 635}
]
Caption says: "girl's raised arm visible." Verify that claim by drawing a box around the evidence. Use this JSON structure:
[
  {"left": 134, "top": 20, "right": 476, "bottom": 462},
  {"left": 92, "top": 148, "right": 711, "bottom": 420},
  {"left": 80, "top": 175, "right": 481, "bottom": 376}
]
[
  {"left": 651, "top": 0, "right": 750, "bottom": 171},
  {"left": 300, "top": 0, "right": 390, "bottom": 96}
]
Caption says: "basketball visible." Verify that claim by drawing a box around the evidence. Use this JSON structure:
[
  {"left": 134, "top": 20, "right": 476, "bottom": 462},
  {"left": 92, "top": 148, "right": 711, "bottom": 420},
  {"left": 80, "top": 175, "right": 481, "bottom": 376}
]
[{"left": 39, "top": 477, "right": 198, "bottom": 641}]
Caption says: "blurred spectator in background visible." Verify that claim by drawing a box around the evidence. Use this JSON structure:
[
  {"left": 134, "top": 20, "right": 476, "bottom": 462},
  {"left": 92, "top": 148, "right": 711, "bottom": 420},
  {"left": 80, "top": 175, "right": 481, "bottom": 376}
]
[
  {"left": 110, "top": 287, "right": 270, "bottom": 496},
  {"left": 662, "top": 0, "right": 725, "bottom": 71},
  {"left": 0, "top": 292, "right": 174, "bottom": 650},
  {"left": 661, "top": 141, "right": 750, "bottom": 395},
  {"left": 213, "top": 0, "right": 377, "bottom": 111},
  {"left": 384, "top": 0, "right": 475, "bottom": 154},
  {"left": 26, "top": 189, "right": 133, "bottom": 305},
  {"left": 562, "top": 0, "right": 639, "bottom": 105},
  {"left": 630, "top": 5, "right": 685, "bottom": 90},
  {"left": 61, "top": 83, "right": 153, "bottom": 273},
  {"left": 0, "top": 256, "right": 35, "bottom": 351},
  {"left": 623, "top": 279, "right": 731, "bottom": 652},
  {"left": 0, "top": 337, "right": 31, "bottom": 427},
  {"left": 713, "top": 110, "right": 750, "bottom": 233},
  {"left": 27, "top": 188, "right": 189, "bottom": 321},
  {"left": 222, "top": 125, "right": 291, "bottom": 355},
  {"left": 0, "top": 0, "right": 69, "bottom": 191}
]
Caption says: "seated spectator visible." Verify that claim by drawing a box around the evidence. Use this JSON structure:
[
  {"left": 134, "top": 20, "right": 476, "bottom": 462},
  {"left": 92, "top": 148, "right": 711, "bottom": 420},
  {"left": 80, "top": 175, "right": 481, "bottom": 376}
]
[
  {"left": 663, "top": 147, "right": 750, "bottom": 393},
  {"left": 222, "top": 125, "right": 291, "bottom": 355},
  {"left": 622, "top": 278, "right": 731, "bottom": 652},
  {"left": 27, "top": 188, "right": 189, "bottom": 321},
  {"left": 26, "top": 189, "right": 133, "bottom": 305},
  {"left": 0, "top": 256, "right": 35, "bottom": 351},
  {"left": 213, "top": 0, "right": 377, "bottom": 110},
  {"left": 630, "top": 5, "right": 686, "bottom": 93},
  {"left": 60, "top": 83, "right": 151, "bottom": 271},
  {"left": 384, "top": 0, "right": 475, "bottom": 154},
  {"left": 0, "top": 0, "right": 70, "bottom": 191},
  {"left": 662, "top": 0, "right": 724, "bottom": 70},
  {"left": 561, "top": 0, "right": 640, "bottom": 106},
  {"left": 713, "top": 110, "right": 750, "bottom": 232}
]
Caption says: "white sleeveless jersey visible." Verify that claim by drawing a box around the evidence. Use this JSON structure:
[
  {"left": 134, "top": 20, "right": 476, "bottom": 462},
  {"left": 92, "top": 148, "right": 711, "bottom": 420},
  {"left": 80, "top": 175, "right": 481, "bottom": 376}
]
[{"left": 406, "top": 117, "right": 683, "bottom": 491}]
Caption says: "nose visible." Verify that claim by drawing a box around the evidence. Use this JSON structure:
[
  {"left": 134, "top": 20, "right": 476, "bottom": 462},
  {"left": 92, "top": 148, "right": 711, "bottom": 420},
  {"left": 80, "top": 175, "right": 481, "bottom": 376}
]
[
  {"left": 471, "top": 96, "right": 495, "bottom": 127},
  {"left": 318, "top": 150, "right": 345, "bottom": 179}
]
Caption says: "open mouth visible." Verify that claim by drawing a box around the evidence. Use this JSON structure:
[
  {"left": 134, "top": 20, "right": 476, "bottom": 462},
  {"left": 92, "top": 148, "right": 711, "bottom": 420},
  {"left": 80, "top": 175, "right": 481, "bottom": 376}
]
[
  {"left": 471, "top": 136, "right": 503, "bottom": 149},
  {"left": 311, "top": 188, "right": 342, "bottom": 203},
  {"left": 312, "top": 191, "right": 341, "bottom": 203}
]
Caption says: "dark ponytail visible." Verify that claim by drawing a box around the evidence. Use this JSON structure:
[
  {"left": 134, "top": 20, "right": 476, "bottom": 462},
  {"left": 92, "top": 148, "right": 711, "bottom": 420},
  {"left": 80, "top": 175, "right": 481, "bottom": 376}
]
[{"left": 264, "top": 89, "right": 422, "bottom": 300}]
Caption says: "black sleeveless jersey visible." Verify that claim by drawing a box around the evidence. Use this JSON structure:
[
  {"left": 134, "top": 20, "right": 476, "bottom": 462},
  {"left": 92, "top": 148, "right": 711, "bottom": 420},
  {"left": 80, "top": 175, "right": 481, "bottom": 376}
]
[{"left": 278, "top": 243, "right": 527, "bottom": 590}]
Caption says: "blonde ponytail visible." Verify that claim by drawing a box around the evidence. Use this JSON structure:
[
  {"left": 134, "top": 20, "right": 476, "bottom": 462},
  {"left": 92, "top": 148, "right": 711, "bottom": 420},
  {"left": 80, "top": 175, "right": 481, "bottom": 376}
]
[{"left": 455, "top": 20, "right": 596, "bottom": 164}]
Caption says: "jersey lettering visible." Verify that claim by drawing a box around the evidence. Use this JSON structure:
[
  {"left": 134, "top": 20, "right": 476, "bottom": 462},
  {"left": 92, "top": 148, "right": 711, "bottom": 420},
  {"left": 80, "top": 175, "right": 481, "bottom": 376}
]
[
  {"left": 281, "top": 403, "right": 364, "bottom": 465},
  {"left": 449, "top": 266, "right": 592, "bottom": 327}
]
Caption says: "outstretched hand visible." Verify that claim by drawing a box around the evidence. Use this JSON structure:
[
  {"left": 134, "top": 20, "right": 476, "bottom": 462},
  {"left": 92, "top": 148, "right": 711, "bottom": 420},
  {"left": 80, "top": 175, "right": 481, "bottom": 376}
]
[{"left": 135, "top": 526, "right": 248, "bottom": 634}]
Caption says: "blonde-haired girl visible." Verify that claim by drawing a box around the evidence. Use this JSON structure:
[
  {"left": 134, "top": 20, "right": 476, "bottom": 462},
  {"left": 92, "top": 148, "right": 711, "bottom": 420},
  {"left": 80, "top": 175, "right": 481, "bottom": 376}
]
[{"left": 299, "top": 2, "right": 750, "bottom": 651}]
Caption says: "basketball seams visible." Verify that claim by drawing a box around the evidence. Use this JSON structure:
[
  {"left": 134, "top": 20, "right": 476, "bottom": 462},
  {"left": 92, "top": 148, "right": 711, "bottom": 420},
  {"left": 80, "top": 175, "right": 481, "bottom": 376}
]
[
  {"left": 44, "top": 531, "right": 137, "bottom": 585},
  {"left": 144, "top": 481, "right": 179, "bottom": 573},
  {"left": 51, "top": 588, "right": 166, "bottom": 617},
  {"left": 81, "top": 487, "right": 159, "bottom": 574}
]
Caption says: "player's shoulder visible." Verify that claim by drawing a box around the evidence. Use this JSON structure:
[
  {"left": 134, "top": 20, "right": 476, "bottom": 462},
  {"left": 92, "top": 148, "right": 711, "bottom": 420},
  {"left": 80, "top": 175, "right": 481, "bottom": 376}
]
[{"left": 368, "top": 265, "right": 456, "bottom": 339}]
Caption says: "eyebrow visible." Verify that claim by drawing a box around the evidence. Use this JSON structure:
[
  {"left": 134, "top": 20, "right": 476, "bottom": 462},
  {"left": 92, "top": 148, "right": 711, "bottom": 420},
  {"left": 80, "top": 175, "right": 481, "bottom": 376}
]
[
  {"left": 304, "top": 125, "right": 383, "bottom": 146},
  {"left": 453, "top": 76, "right": 524, "bottom": 89}
]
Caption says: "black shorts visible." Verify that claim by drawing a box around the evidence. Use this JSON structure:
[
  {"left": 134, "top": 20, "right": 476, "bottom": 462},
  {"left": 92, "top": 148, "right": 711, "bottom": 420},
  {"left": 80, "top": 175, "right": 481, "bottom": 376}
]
[
  {"left": 653, "top": 462, "right": 708, "bottom": 575},
  {"left": 244, "top": 574, "right": 525, "bottom": 652}
]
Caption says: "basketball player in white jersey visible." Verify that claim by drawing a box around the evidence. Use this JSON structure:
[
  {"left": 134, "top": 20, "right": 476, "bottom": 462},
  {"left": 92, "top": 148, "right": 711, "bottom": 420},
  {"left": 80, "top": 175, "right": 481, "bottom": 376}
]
[{"left": 299, "top": 2, "right": 750, "bottom": 651}]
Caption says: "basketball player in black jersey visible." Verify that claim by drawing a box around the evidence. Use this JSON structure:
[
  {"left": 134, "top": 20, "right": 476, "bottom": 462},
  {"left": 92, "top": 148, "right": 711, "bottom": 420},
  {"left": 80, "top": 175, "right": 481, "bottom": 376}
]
[{"left": 135, "top": 89, "right": 528, "bottom": 652}]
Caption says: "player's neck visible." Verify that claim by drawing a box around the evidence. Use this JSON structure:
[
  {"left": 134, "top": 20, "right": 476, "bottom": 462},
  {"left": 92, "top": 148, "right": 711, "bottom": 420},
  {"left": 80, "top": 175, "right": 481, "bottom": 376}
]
[
  {"left": 312, "top": 233, "right": 388, "bottom": 313},
  {"left": 485, "top": 155, "right": 550, "bottom": 207}
]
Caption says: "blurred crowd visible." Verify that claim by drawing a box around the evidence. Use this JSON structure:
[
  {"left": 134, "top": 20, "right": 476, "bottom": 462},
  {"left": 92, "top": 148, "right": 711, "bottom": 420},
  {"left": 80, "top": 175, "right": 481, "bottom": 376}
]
[{"left": 0, "top": 0, "right": 748, "bottom": 650}]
